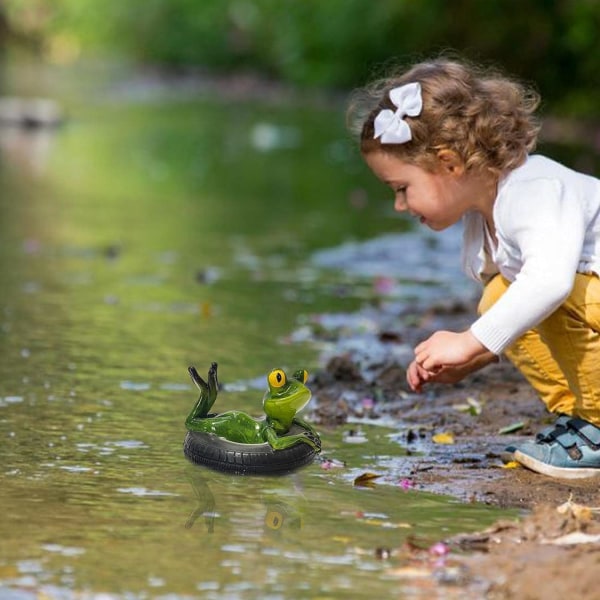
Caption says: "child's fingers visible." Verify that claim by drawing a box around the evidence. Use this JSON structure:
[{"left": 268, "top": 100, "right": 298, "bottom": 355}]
[
  {"left": 407, "top": 361, "right": 441, "bottom": 392},
  {"left": 406, "top": 363, "right": 419, "bottom": 392},
  {"left": 414, "top": 340, "right": 437, "bottom": 369},
  {"left": 406, "top": 361, "right": 424, "bottom": 392},
  {"left": 415, "top": 351, "right": 441, "bottom": 372},
  {"left": 414, "top": 348, "right": 428, "bottom": 366},
  {"left": 414, "top": 339, "right": 428, "bottom": 355}
]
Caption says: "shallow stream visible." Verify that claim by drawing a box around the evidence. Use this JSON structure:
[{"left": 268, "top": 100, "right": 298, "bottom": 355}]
[{"left": 0, "top": 61, "right": 509, "bottom": 599}]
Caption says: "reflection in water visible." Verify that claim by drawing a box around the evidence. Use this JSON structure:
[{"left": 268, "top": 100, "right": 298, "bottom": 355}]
[
  {"left": 185, "top": 465, "right": 304, "bottom": 536},
  {"left": 263, "top": 500, "right": 303, "bottom": 534},
  {"left": 185, "top": 467, "right": 218, "bottom": 532}
]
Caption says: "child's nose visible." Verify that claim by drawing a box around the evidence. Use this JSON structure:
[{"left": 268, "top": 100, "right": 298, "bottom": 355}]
[{"left": 394, "top": 196, "right": 408, "bottom": 212}]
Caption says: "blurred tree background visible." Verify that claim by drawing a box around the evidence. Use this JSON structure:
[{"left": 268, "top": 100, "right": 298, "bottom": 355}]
[{"left": 0, "top": 0, "right": 598, "bottom": 118}]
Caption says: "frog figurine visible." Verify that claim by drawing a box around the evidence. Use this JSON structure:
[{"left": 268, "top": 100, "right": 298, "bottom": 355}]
[{"left": 185, "top": 362, "right": 321, "bottom": 452}]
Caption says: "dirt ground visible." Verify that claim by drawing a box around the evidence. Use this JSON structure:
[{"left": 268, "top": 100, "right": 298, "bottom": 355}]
[{"left": 307, "top": 299, "right": 600, "bottom": 599}]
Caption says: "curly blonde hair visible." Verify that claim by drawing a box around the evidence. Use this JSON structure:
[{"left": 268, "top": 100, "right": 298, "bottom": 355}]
[{"left": 347, "top": 57, "right": 541, "bottom": 175}]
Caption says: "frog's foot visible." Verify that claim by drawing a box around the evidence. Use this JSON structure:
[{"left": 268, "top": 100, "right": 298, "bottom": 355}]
[
  {"left": 188, "top": 366, "right": 209, "bottom": 392},
  {"left": 207, "top": 362, "right": 219, "bottom": 398},
  {"left": 186, "top": 363, "right": 219, "bottom": 425},
  {"left": 189, "top": 362, "right": 219, "bottom": 393}
]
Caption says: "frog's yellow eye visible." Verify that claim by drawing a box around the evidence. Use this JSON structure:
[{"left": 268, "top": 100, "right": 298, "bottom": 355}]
[
  {"left": 293, "top": 369, "right": 308, "bottom": 384},
  {"left": 268, "top": 369, "right": 286, "bottom": 388}
]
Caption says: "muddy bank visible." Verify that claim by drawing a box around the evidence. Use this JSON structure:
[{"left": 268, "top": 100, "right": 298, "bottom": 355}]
[
  {"left": 452, "top": 500, "right": 600, "bottom": 598},
  {"left": 351, "top": 498, "right": 600, "bottom": 599},
  {"left": 305, "top": 297, "right": 600, "bottom": 598},
  {"left": 307, "top": 297, "right": 600, "bottom": 510}
]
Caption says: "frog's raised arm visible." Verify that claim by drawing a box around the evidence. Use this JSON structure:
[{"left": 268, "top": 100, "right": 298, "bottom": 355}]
[{"left": 186, "top": 362, "right": 219, "bottom": 426}]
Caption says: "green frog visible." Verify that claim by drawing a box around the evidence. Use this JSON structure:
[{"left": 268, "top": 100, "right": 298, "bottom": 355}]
[{"left": 185, "top": 363, "right": 321, "bottom": 451}]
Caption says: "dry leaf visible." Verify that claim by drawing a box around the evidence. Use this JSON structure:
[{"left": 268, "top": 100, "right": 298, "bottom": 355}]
[
  {"left": 353, "top": 472, "right": 381, "bottom": 487},
  {"left": 452, "top": 396, "right": 483, "bottom": 416},
  {"left": 502, "top": 461, "right": 521, "bottom": 469},
  {"left": 498, "top": 421, "right": 526, "bottom": 434},
  {"left": 557, "top": 494, "right": 599, "bottom": 522},
  {"left": 544, "top": 532, "right": 600, "bottom": 545}
]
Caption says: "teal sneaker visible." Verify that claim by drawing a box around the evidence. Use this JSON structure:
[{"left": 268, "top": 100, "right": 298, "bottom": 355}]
[
  {"left": 533, "top": 413, "right": 571, "bottom": 442},
  {"left": 504, "top": 414, "right": 570, "bottom": 454},
  {"left": 513, "top": 417, "right": 600, "bottom": 479}
]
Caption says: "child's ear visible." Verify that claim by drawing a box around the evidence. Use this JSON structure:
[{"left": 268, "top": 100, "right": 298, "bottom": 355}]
[{"left": 436, "top": 149, "right": 465, "bottom": 175}]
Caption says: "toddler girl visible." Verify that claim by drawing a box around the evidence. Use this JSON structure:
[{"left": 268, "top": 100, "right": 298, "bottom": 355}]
[{"left": 347, "top": 57, "right": 600, "bottom": 479}]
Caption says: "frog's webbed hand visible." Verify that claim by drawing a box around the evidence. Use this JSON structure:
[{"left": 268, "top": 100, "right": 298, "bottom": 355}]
[
  {"left": 292, "top": 418, "right": 321, "bottom": 451},
  {"left": 301, "top": 427, "right": 321, "bottom": 451},
  {"left": 186, "top": 363, "right": 219, "bottom": 426},
  {"left": 265, "top": 426, "right": 321, "bottom": 452},
  {"left": 292, "top": 416, "right": 319, "bottom": 437}
]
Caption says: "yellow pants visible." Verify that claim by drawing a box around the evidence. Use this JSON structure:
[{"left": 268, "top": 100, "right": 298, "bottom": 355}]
[{"left": 479, "top": 273, "right": 600, "bottom": 426}]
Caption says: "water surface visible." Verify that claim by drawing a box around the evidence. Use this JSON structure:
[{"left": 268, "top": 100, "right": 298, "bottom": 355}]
[{"left": 0, "top": 62, "right": 507, "bottom": 599}]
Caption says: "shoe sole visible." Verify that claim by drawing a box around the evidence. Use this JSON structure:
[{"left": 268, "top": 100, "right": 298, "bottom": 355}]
[{"left": 514, "top": 450, "right": 600, "bottom": 480}]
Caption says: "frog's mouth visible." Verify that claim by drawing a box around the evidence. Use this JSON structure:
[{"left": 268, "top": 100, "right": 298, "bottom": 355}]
[
  {"left": 266, "top": 388, "right": 311, "bottom": 419},
  {"left": 275, "top": 388, "right": 310, "bottom": 407}
]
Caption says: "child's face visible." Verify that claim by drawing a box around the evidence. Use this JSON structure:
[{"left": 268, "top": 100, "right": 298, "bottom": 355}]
[{"left": 364, "top": 150, "right": 472, "bottom": 231}]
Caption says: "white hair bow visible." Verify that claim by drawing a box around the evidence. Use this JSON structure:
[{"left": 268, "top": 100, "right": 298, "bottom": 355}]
[{"left": 373, "top": 82, "right": 422, "bottom": 144}]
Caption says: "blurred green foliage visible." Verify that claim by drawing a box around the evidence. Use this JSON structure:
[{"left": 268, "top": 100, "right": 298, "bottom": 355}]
[{"left": 1, "top": 0, "right": 600, "bottom": 116}]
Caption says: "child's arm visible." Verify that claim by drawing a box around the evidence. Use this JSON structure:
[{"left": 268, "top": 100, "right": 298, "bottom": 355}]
[{"left": 470, "top": 177, "right": 584, "bottom": 355}]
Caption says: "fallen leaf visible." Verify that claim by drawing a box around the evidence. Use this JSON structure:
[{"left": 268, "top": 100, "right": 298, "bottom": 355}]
[
  {"left": 452, "top": 396, "right": 483, "bottom": 416},
  {"left": 557, "top": 494, "right": 599, "bottom": 521},
  {"left": 502, "top": 461, "right": 522, "bottom": 469},
  {"left": 544, "top": 532, "right": 600, "bottom": 545},
  {"left": 432, "top": 432, "right": 455, "bottom": 444},
  {"left": 353, "top": 472, "right": 381, "bottom": 487},
  {"left": 498, "top": 421, "right": 526, "bottom": 434}
]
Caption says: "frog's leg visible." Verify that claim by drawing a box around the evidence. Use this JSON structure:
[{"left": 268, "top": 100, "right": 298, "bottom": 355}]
[
  {"left": 264, "top": 425, "right": 321, "bottom": 451},
  {"left": 186, "top": 363, "right": 219, "bottom": 427}
]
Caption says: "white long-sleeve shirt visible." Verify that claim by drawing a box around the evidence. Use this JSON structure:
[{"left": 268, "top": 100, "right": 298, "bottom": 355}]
[{"left": 462, "top": 154, "right": 600, "bottom": 355}]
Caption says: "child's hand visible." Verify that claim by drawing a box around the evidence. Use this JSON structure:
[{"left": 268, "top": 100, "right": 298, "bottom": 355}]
[
  {"left": 406, "top": 360, "right": 474, "bottom": 391},
  {"left": 406, "top": 330, "right": 498, "bottom": 392},
  {"left": 414, "top": 330, "right": 487, "bottom": 372}
]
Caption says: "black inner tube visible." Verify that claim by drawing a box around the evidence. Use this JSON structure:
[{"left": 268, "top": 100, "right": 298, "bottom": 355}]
[{"left": 183, "top": 423, "right": 319, "bottom": 475}]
